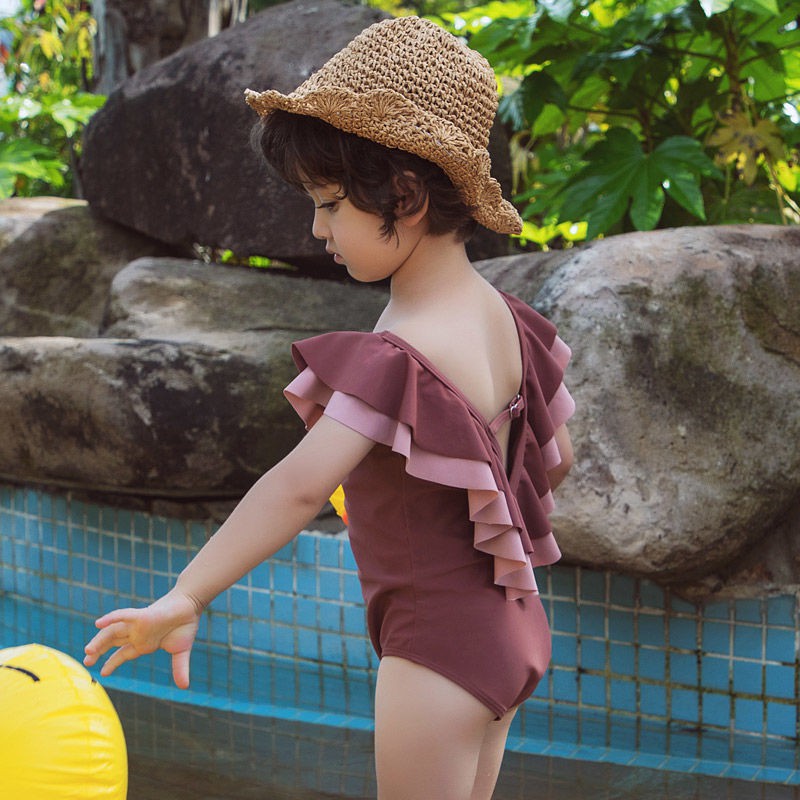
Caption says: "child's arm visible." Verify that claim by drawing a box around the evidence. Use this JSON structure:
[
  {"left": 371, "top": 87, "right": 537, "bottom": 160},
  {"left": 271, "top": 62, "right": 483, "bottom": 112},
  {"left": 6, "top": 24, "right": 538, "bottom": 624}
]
[
  {"left": 546, "top": 424, "right": 573, "bottom": 490},
  {"left": 83, "top": 415, "right": 374, "bottom": 686}
]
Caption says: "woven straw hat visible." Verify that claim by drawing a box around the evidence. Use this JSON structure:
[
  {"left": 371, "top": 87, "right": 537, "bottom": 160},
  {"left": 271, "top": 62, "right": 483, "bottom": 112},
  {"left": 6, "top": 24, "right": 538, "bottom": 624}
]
[{"left": 244, "top": 16, "right": 522, "bottom": 235}]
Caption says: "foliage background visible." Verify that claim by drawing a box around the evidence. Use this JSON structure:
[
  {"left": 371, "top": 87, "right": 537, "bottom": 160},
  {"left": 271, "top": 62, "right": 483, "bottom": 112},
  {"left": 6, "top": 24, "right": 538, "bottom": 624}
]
[
  {"left": 2, "top": 0, "right": 798, "bottom": 249},
  {"left": 1, "top": 0, "right": 103, "bottom": 197},
  {"left": 420, "top": 0, "right": 800, "bottom": 247}
]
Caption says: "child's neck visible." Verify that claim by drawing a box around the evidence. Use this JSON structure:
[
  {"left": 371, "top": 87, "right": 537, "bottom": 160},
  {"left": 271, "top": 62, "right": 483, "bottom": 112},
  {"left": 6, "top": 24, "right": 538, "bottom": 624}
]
[{"left": 386, "top": 234, "right": 475, "bottom": 316}]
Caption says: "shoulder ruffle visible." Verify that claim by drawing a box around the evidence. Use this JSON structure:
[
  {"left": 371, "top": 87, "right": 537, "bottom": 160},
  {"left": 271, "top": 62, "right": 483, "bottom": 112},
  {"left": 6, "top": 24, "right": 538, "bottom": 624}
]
[
  {"left": 284, "top": 301, "right": 573, "bottom": 602},
  {"left": 288, "top": 332, "right": 489, "bottom": 460}
]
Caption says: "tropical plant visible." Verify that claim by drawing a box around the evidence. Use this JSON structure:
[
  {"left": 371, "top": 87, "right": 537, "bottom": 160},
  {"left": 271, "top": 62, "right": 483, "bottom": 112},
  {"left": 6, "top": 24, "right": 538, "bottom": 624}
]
[
  {"left": 0, "top": 0, "right": 105, "bottom": 198},
  {"left": 428, "top": 0, "right": 800, "bottom": 247}
]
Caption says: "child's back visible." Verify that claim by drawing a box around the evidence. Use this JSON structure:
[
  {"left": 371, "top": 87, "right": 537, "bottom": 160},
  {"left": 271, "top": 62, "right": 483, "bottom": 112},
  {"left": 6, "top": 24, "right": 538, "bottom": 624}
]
[{"left": 377, "top": 259, "right": 524, "bottom": 465}]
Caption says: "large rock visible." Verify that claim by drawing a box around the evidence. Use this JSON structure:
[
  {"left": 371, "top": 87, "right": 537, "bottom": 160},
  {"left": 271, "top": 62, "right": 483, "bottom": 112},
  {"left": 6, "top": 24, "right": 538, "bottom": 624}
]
[
  {"left": 101, "top": 257, "right": 383, "bottom": 341},
  {"left": 0, "top": 198, "right": 166, "bottom": 337},
  {"left": 79, "top": 0, "right": 514, "bottom": 273},
  {"left": 0, "top": 196, "right": 84, "bottom": 250},
  {"left": 481, "top": 225, "right": 800, "bottom": 596},
  {"left": 0, "top": 257, "right": 387, "bottom": 497}
]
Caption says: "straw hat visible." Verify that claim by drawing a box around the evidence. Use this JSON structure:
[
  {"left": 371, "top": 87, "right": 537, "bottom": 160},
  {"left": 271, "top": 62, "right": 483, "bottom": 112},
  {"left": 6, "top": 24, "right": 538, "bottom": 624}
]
[{"left": 244, "top": 16, "right": 522, "bottom": 235}]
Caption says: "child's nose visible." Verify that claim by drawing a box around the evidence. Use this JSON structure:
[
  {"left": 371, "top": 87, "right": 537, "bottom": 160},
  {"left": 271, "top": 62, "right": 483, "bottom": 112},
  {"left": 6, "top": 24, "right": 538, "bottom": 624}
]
[{"left": 311, "top": 209, "right": 328, "bottom": 240}]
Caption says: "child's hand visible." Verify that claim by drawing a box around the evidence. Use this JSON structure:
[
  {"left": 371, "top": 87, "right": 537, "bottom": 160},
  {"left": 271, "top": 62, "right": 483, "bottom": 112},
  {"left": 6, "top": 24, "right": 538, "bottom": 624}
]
[{"left": 83, "top": 589, "right": 202, "bottom": 689}]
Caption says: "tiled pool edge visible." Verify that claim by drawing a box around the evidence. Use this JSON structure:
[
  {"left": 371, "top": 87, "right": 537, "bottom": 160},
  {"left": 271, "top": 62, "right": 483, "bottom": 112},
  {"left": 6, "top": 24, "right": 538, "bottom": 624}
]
[{"left": 2, "top": 484, "right": 798, "bottom": 785}]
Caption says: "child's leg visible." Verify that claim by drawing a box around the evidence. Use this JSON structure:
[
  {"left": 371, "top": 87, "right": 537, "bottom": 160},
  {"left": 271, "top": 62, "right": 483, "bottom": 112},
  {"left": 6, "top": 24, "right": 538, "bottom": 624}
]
[
  {"left": 374, "top": 656, "right": 497, "bottom": 800},
  {"left": 470, "top": 706, "right": 519, "bottom": 800}
]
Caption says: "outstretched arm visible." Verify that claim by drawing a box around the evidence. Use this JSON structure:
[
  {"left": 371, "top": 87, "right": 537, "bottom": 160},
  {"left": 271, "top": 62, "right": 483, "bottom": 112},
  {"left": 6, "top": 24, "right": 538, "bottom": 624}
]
[{"left": 84, "top": 414, "right": 374, "bottom": 685}]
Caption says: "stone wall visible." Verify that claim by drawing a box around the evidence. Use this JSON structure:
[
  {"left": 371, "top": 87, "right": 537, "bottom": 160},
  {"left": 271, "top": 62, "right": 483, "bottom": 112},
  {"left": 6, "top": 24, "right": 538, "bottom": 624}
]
[{"left": 1, "top": 197, "right": 798, "bottom": 600}]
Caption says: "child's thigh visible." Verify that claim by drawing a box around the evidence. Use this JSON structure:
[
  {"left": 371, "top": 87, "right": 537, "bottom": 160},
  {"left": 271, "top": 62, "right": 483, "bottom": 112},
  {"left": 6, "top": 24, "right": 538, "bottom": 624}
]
[{"left": 374, "top": 656, "right": 496, "bottom": 800}]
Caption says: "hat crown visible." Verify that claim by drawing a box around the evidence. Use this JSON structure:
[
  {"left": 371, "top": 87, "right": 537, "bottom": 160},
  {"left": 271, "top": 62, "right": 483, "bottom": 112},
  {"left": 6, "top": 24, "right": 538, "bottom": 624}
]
[{"left": 298, "top": 17, "right": 497, "bottom": 150}]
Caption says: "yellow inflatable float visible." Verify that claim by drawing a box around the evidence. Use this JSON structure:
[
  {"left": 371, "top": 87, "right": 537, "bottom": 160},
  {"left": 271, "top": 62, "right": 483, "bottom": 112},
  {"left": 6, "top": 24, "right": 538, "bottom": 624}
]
[
  {"left": 0, "top": 642, "right": 127, "bottom": 799},
  {"left": 329, "top": 484, "right": 348, "bottom": 525}
]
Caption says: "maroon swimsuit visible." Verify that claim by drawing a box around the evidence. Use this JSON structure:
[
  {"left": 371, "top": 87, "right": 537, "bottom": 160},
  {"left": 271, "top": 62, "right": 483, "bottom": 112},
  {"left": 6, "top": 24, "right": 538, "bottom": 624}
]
[{"left": 285, "top": 292, "right": 574, "bottom": 718}]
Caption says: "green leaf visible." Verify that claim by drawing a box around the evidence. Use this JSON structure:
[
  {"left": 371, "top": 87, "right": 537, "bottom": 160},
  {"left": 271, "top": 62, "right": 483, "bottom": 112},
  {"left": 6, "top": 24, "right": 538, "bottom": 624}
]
[
  {"left": 584, "top": 182, "right": 634, "bottom": 239},
  {"left": 70, "top": 92, "right": 107, "bottom": 111},
  {"left": 629, "top": 161, "right": 666, "bottom": 230},
  {"left": 743, "top": 58, "right": 787, "bottom": 102},
  {"left": 0, "top": 137, "right": 65, "bottom": 197},
  {"left": 785, "top": 49, "right": 800, "bottom": 93},
  {"left": 662, "top": 170, "right": 707, "bottom": 219},
  {"left": 532, "top": 103, "right": 566, "bottom": 136},
  {"left": 0, "top": 94, "right": 43, "bottom": 123},
  {"left": 559, "top": 167, "right": 640, "bottom": 238},
  {"left": 569, "top": 74, "right": 608, "bottom": 108},
  {"left": 584, "top": 126, "right": 644, "bottom": 162},
  {"left": 498, "top": 92, "right": 528, "bottom": 131},
  {"left": 644, "top": 0, "right": 688, "bottom": 13},
  {"left": 572, "top": 42, "right": 651, "bottom": 89},
  {"left": 736, "top": 0, "right": 780, "bottom": 14},
  {"left": 651, "top": 137, "right": 719, "bottom": 217},
  {"left": 556, "top": 130, "right": 717, "bottom": 236},
  {"left": 50, "top": 97, "right": 95, "bottom": 136},
  {"left": 559, "top": 171, "right": 632, "bottom": 218},
  {"left": 51, "top": 104, "right": 78, "bottom": 138},
  {"left": 538, "top": 0, "right": 575, "bottom": 24},
  {"left": 0, "top": 167, "right": 19, "bottom": 198},
  {"left": 653, "top": 135, "right": 721, "bottom": 176},
  {"left": 470, "top": 15, "right": 543, "bottom": 70},
  {"left": 499, "top": 70, "right": 569, "bottom": 129},
  {"left": 747, "top": 40, "right": 785, "bottom": 74},
  {"left": 0, "top": 137, "right": 53, "bottom": 165},
  {"left": 17, "top": 96, "right": 44, "bottom": 120},
  {"left": 699, "top": 0, "right": 734, "bottom": 16}
]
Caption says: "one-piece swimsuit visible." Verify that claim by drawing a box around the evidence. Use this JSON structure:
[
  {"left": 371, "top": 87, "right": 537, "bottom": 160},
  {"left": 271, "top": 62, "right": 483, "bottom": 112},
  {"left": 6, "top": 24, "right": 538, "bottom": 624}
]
[{"left": 284, "top": 291, "right": 575, "bottom": 718}]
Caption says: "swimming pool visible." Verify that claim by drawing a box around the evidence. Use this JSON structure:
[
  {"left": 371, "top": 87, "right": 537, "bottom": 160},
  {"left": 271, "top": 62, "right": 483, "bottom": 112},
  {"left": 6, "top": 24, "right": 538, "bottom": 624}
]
[{"left": 1, "top": 484, "right": 798, "bottom": 786}]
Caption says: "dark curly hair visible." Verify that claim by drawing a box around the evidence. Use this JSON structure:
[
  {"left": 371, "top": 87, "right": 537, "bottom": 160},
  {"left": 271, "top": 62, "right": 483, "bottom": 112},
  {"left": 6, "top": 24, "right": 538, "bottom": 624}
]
[{"left": 253, "top": 110, "right": 478, "bottom": 243}]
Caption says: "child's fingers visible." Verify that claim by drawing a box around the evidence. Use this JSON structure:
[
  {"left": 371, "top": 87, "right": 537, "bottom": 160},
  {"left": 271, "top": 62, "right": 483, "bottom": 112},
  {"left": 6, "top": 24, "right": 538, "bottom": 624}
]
[
  {"left": 84, "top": 619, "right": 132, "bottom": 660},
  {"left": 94, "top": 607, "right": 141, "bottom": 629},
  {"left": 83, "top": 629, "right": 115, "bottom": 664},
  {"left": 171, "top": 649, "right": 192, "bottom": 689},
  {"left": 98, "top": 643, "right": 138, "bottom": 677},
  {"left": 83, "top": 650, "right": 100, "bottom": 667}
]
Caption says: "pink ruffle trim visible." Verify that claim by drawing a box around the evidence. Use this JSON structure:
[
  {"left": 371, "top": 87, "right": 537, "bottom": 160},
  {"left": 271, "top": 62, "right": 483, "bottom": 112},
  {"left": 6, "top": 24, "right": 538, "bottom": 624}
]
[
  {"left": 285, "top": 368, "right": 562, "bottom": 601},
  {"left": 550, "top": 335, "right": 572, "bottom": 371}
]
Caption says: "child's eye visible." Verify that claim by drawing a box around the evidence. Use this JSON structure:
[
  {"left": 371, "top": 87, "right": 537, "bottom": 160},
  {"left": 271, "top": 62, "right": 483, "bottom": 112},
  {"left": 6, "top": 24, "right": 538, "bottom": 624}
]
[{"left": 316, "top": 201, "right": 338, "bottom": 212}]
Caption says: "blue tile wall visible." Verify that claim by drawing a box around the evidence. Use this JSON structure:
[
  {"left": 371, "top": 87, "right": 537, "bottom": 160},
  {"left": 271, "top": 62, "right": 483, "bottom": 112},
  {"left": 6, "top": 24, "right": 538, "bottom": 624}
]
[{"left": 1, "top": 485, "right": 798, "bottom": 783}]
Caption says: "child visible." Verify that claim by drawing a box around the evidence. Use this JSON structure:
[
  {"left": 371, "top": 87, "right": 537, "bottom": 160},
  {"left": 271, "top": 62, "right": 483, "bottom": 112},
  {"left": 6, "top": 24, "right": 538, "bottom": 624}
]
[{"left": 84, "top": 16, "right": 574, "bottom": 800}]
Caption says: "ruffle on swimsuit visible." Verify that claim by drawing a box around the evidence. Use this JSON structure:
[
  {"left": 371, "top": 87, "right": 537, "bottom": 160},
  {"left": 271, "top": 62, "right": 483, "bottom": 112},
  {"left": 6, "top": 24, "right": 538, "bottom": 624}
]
[{"left": 284, "top": 292, "right": 575, "bottom": 601}]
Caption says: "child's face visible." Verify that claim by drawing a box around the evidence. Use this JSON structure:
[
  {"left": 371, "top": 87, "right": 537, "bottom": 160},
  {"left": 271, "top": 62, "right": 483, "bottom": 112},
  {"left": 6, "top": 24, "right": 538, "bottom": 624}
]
[{"left": 305, "top": 183, "right": 424, "bottom": 284}]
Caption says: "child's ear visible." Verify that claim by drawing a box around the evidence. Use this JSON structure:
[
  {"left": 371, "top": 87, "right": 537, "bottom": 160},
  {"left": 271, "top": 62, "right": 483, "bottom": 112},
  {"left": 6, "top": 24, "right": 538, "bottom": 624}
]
[{"left": 393, "top": 171, "right": 429, "bottom": 227}]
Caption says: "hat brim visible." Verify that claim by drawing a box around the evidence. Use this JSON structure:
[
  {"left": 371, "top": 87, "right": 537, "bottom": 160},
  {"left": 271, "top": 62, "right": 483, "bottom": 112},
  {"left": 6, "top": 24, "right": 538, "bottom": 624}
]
[{"left": 245, "top": 86, "right": 522, "bottom": 236}]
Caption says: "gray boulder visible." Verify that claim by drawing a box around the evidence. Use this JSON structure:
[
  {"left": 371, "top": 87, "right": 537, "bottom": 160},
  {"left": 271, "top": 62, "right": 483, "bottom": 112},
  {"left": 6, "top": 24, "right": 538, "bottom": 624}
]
[
  {"left": 0, "top": 196, "right": 84, "bottom": 250},
  {"left": 0, "top": 333, "right": 304, "bottom": 496},
  {"left": 102, "top": 256, "right": 384, "bottom": 342},
  {"left": 482, "top": 225, "right": 800, "bottom": 595},
  {"left": 79, "top": 0, "right": 514, "bottom": 273},
  {"left": 0, "top": 198, "right": 166, "bottom": 337}
]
